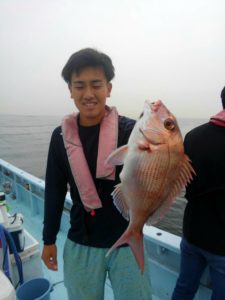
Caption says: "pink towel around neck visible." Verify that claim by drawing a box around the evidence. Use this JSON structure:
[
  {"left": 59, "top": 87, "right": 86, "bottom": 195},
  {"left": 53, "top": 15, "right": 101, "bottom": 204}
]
[
  {"left": 210, "top": 109, "right": 225, "bottom": 127},
  {"left": 61, "top": 106, "right": 118, "bottom": 211}
]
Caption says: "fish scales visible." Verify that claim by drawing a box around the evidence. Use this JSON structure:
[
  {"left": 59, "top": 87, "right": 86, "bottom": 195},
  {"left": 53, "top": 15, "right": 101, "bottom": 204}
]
[{"left": 133, "top": 151, "right": 169, "bottom": 209}]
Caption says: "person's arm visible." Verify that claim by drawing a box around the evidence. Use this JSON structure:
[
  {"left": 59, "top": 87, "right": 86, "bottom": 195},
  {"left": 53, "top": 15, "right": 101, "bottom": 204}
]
[{"left": 42, "top": 128, "right": 67, "bottom": 270}]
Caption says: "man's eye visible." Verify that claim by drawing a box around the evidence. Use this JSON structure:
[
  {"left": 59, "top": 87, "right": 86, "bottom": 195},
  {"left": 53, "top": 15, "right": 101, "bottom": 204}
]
[{"left": 92, "top": 84, "right": 102, "bottom": 88}]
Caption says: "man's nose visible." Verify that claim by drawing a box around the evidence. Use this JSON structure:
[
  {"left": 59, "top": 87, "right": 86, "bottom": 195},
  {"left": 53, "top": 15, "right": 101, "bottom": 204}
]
[{"left": 83, "top": 86, "right": 94, "bottom": 99}]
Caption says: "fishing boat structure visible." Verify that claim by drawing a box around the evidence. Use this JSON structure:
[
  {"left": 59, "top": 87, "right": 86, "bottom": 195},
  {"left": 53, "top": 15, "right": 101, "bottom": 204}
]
[{"left": 0, "top": 158, "right": 212, "bottom": 299}]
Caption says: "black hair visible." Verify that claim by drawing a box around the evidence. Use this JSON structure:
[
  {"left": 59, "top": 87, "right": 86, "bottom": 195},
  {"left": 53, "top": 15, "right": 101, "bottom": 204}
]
[
  {"left": 221, "top": 86, "right": 225, "bottom": 109},
  {"left": 61, "top": 48, "right": 115, "bottom": 84}
]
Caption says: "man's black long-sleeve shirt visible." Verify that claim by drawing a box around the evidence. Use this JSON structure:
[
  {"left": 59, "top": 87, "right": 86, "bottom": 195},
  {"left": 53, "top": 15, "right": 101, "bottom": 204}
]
[
  {"left": 183, "top": 121, "right": 225, "bottom": 256},
  {"left": 43, "top": 115, "right": 135, "bottom": 247}
]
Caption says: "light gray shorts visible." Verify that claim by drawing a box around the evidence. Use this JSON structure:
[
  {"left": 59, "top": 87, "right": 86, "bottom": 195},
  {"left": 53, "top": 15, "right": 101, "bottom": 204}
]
[{"left": 63, "top": 238, "right": 152, "bottom": 300}]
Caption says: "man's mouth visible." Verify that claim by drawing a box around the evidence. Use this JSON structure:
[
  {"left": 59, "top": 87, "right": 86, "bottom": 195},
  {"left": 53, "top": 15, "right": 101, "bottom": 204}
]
[{"left": 83, "top": 102, "right": 97, "bottom": 107}]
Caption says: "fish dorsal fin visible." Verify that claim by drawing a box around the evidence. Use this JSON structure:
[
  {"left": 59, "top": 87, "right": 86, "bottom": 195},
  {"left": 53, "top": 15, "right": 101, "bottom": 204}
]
[
  {"left": 105, "top": 145, "right": 129, "bottom": 166},
  {"left": 111, "top": 183, "right": 129, "bottom": 221},
  {"left": 146, "top": 154, "right": 195, "bottom": 225}
]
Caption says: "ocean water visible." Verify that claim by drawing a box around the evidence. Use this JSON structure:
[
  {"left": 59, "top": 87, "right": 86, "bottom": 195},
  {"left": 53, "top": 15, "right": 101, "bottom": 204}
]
[{"left": 0, "top": 114, "right": 207, "bottom": 236}]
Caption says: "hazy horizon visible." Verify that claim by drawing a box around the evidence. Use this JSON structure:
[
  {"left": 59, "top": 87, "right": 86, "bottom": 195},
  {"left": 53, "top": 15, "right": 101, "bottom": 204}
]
[
  {"left": 0, "top": 0, "right": 225, "bottom": 119},
  {"left": 0, "top": 113, "right": 209, "bottom": 123}
]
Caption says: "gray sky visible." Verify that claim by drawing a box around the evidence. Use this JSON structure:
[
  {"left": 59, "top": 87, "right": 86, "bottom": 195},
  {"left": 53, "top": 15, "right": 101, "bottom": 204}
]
[{"left": 0, "top": 0, "right": 225, "bottom": 119}]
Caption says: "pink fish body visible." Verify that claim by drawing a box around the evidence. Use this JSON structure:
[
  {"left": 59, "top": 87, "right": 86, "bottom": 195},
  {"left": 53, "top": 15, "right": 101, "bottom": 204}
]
[{"left": 106, "top": 100, "right": 195, "bottom": 272}]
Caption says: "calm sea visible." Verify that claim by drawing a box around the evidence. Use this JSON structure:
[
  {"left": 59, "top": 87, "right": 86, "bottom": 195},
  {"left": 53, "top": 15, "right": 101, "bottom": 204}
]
[{"left": 0, "top": 114, "right": 207, "bottom": 236}]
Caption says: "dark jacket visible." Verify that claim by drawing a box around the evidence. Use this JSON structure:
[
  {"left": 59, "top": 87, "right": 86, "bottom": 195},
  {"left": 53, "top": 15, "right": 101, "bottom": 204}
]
[
  {"left": 43, "top": 115, "right": 135, "bottom": 248},
  {"left": 183, "top": 122, "right": 225, "bottom": 255}
]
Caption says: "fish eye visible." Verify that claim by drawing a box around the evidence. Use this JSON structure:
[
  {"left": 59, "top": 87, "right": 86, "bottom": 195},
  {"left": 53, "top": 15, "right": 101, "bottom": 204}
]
[{"left": 164, "top": 118, "right": 175, "bottom": 131}]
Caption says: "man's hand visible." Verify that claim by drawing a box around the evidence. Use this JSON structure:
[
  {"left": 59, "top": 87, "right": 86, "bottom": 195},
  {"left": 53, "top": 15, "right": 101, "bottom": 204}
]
[{"left": 41, "top": 244, "right": 58, "bottom": 271}]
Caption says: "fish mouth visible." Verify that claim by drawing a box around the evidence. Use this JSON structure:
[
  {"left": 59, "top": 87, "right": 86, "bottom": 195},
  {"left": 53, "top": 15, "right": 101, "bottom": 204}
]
[
  {"left": 139, "top": 128, "right": 163, "bottom": 146},
  {"left": 150, "top": 100, "right": 162, "bottom": 112}
]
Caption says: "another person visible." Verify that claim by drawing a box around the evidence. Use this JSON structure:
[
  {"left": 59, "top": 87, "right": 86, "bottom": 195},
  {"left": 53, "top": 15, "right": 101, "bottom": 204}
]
[
  {"left": 41, "top": 48, "right": 152, "bottom": 300},
  {"left": 172, "top": 86, "right": 225, "bottom": 300}
]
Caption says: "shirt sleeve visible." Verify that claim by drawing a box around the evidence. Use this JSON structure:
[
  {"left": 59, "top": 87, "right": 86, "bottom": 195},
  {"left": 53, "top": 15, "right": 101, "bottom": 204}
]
[{"left": 42, "top": 128, "right": 68, "bottom": 245}]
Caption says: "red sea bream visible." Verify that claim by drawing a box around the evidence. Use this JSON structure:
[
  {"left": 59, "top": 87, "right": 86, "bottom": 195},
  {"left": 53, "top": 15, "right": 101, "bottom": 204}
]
[{"left": 106, "top": 100, "right": 195, "bottom": 272}]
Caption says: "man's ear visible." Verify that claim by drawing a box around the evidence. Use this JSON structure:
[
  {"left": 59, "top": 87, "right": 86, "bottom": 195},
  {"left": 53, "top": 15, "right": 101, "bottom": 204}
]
[{"left": 107, "top": 83, "right": 112, "bottom": 97}]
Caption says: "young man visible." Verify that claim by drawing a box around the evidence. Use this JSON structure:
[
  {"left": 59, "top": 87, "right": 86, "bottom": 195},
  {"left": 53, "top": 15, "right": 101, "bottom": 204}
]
[
  {"left": 42, "top": 48, "right": 152, "bottom": 300},
  {"left": 172, "top": 86, "right": 225, "bottom": 300}
]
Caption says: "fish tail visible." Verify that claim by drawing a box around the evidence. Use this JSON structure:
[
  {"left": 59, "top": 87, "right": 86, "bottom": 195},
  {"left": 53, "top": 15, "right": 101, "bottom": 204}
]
[{"left": 106, "top": 229, "right": 145, "bottom": 272}]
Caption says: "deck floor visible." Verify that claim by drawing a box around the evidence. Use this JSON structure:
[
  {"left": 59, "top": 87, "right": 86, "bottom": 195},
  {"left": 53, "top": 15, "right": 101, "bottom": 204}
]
[
  {"left": 6, "top": 197, "right": 115, "bottom": 300},
  {"left": 5, "top": 196, "right": 209, "bottom": 300}
]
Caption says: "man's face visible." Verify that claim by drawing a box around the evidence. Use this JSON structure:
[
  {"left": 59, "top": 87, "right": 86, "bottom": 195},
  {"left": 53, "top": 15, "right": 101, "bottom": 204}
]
[{"left": 69, "top": 67, "right": 112, "bottom": 126}]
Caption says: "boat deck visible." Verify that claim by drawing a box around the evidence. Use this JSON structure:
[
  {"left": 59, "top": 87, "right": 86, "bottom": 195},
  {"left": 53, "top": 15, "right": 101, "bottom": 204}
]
[
  {"left": 6, "top": 196, "right": 115, "bottom": 300},
  {"left": 6, "top": 199, "right": 168, "bottom": 300},
  {"left": 0, "top": 159, "right": 212, "bottom": 300}
]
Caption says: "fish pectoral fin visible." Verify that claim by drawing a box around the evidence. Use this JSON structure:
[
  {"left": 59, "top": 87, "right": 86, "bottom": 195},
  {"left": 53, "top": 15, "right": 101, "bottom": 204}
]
[
  {"left": 111, "top": 184, "right": 129, "bottom": 221},
  {"left": 105, "top": 145, "right": 128, "bottom": 166}
]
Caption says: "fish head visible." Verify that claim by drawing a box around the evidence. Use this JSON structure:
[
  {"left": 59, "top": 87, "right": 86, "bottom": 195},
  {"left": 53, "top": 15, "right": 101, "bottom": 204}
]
[{"left": 139, "top": 100, "right": 183, "bottom": 148}]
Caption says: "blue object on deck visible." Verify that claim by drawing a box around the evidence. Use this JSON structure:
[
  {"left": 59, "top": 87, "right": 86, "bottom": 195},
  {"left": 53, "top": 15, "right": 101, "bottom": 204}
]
[
  {"left": 0, "top": 224, "right": 24, "bottom": 285},
  {"left": 16, "top": 277, "right": 52, "bottom": 300}
]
